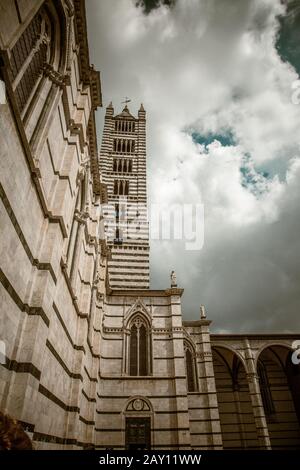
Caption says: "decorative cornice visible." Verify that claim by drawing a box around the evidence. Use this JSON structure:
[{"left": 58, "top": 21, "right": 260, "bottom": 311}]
[
  {"left": 102, "top": 325, "right": 184, "bottom": 335},
  {"left": 106, "top": 288, "right": 184, "bottom": 298},
  {"left": 164, "top": 287, "right": 184, "bottom": 297},
  {"left": 73, "top": 0, "right": 102, "bottom": 196},
  {"left": 73, "top": 0, "right": 102, "bottom": 106},
  {"left": 103, "top": 327, "right": 123, "bottom": 334},
  {"left": 196, "top": 351, "right": 213, "bottom": 360},
  {"left": 211, "top": 333, "right": 300, "bottom": 340},
  {"left": 183, "top": 320, "right": 212, "bottom": 327},
  {"left": 153, "top": 327, "right": 183, "bottom": 335}
]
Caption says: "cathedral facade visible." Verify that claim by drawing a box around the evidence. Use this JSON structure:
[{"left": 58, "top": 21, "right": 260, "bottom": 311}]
[{"left": 0, "top": 0, "right": 299, "bottom": 450}]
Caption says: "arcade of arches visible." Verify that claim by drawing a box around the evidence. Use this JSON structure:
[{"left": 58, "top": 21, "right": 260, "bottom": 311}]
[{"left": 212, "top": 345, "right": 300, "bottom": 449}]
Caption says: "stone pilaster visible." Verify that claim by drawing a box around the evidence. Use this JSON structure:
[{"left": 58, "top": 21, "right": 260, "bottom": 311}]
[
  {"left": 168, "top": 288, "right": 191, "bottom": 449},
  {"left": 243, "top": 338, "right": 271, "bottom": 449},
  {"left": 195, "top": 307, "right": 223, "bottom": 449}
]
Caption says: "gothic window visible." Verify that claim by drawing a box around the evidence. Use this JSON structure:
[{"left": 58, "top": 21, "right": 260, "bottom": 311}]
[
  {"left": 113, "top": 179, "right": 129, "bottom": 196},
  {"left": 129, "top": 316, "right": 150, "bottom": 376},
  {"left": 125, "top": 181, "right": 129, "bottom": 195},
  {"left": 9, "top": 6, "right": 52, "bottom": 114},
  {"left": 115, "top": 120, "right": 135, "bottom": 133},
  {"left": 115, "top": 203, "right": 119, "bottom": 221},
  {"left": 184, "top": 342, "right": 198, "bottom": 392},
  {"left": 258, "top": 360, "right": 275, "bottom": 417},
  {"left": 115, "top": 227, "right": 120, "bottom": 241},
  {"left": 113, "top": 138, "right": 136, "bottom": 153}
]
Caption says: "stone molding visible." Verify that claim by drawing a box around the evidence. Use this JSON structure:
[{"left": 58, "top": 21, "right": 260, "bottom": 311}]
[{"left": 196, "top": 351, "right": 213, "bottom": 360}]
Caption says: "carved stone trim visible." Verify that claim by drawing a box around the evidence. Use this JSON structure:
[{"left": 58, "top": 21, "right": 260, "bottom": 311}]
[
  {"left": 126, "top": 398, "right": 151, "bottom": 412},
  {"left": 153, "top": 327, "right": 183, "bottom": 335},
  {"left": 164, "top": 287, "right": 184, "bottom": 297},
  {"left": 43, "top": 63, "right": 71, "bottom": 87},
  {"left": 74, "top": 209, "right": 89, "bottom": 225},
  {"left": 103, "top": 327, "right": 123, "bottom": 334},
  {"left": 196, "top": 351, "right": 213, "bottom": 360}
]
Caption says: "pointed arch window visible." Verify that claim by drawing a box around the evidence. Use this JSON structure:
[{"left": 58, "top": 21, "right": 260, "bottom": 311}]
[
  {"left": 129, "top": 316, "right": 151, "bottom": 376},
  {"left": 184, "top": 341, "right": 198, "bottom": 392}
]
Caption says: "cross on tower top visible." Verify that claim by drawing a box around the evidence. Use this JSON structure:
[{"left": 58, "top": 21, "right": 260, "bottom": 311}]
[{"left": 121, "top": 97, "right": 131, "bottom": 105}]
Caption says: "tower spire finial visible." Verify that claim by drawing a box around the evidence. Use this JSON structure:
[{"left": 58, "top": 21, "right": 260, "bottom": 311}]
[
  {"left": 106, "top": 101, "right": 114, "bottom": 116},
  {"left": 121, "top": 97, "right": 131, "bottom": 107}
]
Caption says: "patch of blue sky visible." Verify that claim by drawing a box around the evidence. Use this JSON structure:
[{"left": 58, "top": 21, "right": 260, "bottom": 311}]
[
  {"left": 240, "top": 155, "right": 271, "bottom": 196},
  {"left": 191, "top": 130, "right": 236, "bottom": 148},
  {"left": 189, "top": 130, "right": 277, "bottom": 197}
]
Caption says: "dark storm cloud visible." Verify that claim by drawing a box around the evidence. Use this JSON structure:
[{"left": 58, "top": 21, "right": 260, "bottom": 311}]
[
  {"left": 276, "top": 0, "right": 300, "bottom": 75},
  {"left": 135, "top": 0, "right": 175, "bottom": 15}
]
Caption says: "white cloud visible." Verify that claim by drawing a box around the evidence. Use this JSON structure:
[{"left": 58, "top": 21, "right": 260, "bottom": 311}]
[{"left": 87, "top": 0, "right": 300, "bottom": 332}]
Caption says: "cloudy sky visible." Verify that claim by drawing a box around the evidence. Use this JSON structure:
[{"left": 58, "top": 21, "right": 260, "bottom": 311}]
[{"left": 86, "top": 0, "right": 300, "bottom": 333}]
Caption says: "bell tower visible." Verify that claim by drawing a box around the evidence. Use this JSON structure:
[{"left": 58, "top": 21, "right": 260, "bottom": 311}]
[{"left": 99, "top": 102, "right": 150, "bottom": 289}]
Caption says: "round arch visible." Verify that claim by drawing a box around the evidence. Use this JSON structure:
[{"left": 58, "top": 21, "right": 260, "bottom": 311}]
[{"left": 123, "top": 396, "right": 153, "bottom": 414}]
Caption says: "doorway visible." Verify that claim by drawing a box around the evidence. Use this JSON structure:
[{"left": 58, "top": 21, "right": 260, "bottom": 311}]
[{"left": 125, "top": 417, "right": 151, "bottom": 450}]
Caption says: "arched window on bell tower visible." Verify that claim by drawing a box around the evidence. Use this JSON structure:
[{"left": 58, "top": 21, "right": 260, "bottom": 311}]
[
  {"left": 184, "top": 341, "right": 198, "bottom": 392},
  {"left": 129, "top": 316, "right": 151, "bottom": 376}
]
